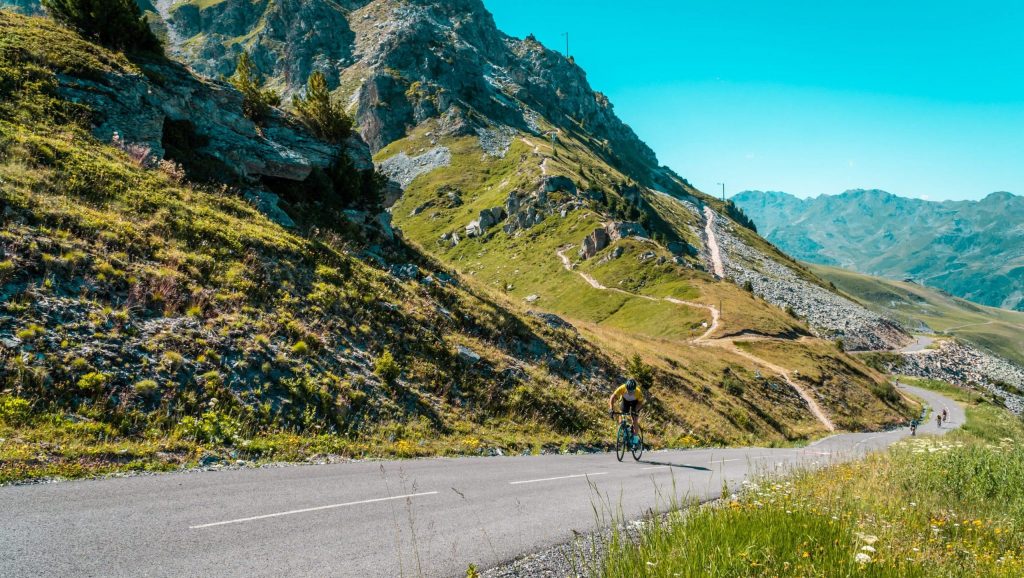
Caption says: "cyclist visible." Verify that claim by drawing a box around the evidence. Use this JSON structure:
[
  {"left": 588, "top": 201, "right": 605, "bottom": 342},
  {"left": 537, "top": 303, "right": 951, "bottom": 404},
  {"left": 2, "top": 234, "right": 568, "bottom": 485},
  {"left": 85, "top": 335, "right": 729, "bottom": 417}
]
[
  {"left": 609, "top": 378, "right": 644, "bottom": 445},
  {"left": 942, "top": 407, "right": 948, "bottom": 423},
  {"left": 910, "top": 418, "right": 918, "bottom": 436},
  {"left": 937, "top": 413, "right": 942, "bottom": 428}
]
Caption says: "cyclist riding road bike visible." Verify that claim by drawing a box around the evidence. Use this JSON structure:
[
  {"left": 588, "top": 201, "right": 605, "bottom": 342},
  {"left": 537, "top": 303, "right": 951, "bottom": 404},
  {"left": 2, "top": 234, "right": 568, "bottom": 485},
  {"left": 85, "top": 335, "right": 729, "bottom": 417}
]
[{"left": 609, "top": 378, "right": 644, "bottom": 444}]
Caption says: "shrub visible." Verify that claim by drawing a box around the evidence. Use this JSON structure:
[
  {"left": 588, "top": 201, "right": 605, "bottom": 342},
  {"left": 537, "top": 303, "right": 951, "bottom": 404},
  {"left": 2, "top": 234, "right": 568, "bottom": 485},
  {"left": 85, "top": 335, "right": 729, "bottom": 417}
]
[
  {"left": 0, "top": 395, "right": 32, "bottom": 426},
  {"left": 626, "top": 354, "right": 654, "bottom": 389},
  {"left": 41, "top": 0, "right": 161, "bottom": 53},
  {"left": 723, "top": 373, "right": 745, "bottom": 396},
  {"left": 0, "top": 260, "right": 14, "bottom": 282},
  {"left": 161, "top": 351, "right": 184, "bottom": 369},
  {"left": 230, "top": 53, "right": 280, "bottom": 124},
  {"left": 132, "top": 379, "right": 159, "bottom": 398},
  {"left": 15, "top": 324, "right": 44, "bottom": 341},
  {"left": 374, "top": 348, "right": 400, "bottom": 383},
  {"left": 293, "top": 71, "right": 352, "bottom": 143},
  {"left": 177, "top": 410, "right": 242, "bottom": 445},
  {"left": 291, "top": 341, "right": 310, "bottom": 356},
  {"left": 76, "top": 371, "right": 109, "bottom": 392}
]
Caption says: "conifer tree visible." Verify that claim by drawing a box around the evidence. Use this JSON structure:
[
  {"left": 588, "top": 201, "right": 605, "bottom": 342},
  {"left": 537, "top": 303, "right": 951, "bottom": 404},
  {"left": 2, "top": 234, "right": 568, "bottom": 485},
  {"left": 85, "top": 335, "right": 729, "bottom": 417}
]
[
  {"left": 293, "top": 71, "right": 352, "bottom": 143},
  {"left": 230, "top": 53, "right": 280, "bottom": 123}
]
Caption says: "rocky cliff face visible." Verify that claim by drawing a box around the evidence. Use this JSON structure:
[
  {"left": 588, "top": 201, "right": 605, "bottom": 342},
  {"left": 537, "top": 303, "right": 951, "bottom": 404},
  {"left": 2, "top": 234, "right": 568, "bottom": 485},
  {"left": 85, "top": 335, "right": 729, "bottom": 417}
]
[{"left": 123, "top": 0, "right": 664, "bottom": 183}]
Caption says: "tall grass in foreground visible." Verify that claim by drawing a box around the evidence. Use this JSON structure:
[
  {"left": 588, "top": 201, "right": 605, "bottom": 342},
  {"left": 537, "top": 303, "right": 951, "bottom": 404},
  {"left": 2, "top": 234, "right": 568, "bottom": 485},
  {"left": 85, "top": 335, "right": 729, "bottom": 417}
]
[{"left": 599, "top": 403, "right": 1024, "bottom": 577}]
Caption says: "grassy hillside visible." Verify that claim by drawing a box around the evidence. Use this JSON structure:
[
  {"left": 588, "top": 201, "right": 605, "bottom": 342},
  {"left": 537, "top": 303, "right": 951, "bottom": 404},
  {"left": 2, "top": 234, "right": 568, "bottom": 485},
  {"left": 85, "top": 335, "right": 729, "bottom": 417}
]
[
  {"left": 600, "top": 379, "right": 1024, "bottom": 577},
  {"left": 0, "top": 11, "right": 915, "bottom": 484},
  {"left": 383, "top": 112, "right": 913, "bottom": 443},
  {"left": 812, "top": 264, "right": 1024, "bottom": 366},
  {"left": 0, "top": 11, "right": 619, "bottom": 482}
]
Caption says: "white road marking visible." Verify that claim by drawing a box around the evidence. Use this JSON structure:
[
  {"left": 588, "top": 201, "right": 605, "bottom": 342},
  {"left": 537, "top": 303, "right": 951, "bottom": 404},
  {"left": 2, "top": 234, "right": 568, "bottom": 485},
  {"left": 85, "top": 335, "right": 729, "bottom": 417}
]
[
  {"left": 709, "top": 455, "right": 773, "bottom": 464},
  {"left": 640, "top": 466, "right": 670, "bottom": 471},
  {"left": 854, "top": 436, "right": 880, "bottom": 448},
  {"left": 189, "top": 491, "right": 440, "bottom": 529},
  {"left": 509, "top": 472, "right": 607, "bottom": 485}
]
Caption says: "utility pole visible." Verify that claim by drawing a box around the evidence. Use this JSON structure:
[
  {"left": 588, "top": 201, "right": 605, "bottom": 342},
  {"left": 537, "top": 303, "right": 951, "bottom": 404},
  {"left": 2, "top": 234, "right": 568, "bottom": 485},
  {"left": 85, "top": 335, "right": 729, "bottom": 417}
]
[
  {"left": 716, "top": 182, "right": 725, "bottom": 202},
  {"left": 561, "top": 32, "right": 569, "bottom": 58}
]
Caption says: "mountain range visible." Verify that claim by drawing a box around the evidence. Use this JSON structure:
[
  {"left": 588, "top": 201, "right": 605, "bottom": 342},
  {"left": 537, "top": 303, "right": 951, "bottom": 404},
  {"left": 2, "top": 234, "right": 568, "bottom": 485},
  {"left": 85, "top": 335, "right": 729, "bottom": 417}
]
[{"left": 731, "top": 189, "right": 1024, "bottom": 311}]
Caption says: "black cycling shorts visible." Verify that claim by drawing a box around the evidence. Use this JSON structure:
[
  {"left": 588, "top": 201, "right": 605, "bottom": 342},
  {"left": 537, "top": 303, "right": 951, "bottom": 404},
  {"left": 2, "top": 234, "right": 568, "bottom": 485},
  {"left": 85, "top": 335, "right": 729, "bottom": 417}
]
[{"left": 621, "top": 399, "right": 639, "bottom": 415}]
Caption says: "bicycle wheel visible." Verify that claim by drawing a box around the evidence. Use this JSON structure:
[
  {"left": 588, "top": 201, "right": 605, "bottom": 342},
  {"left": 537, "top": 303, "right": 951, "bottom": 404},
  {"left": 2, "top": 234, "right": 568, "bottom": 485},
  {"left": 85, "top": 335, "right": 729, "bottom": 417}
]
[
  {"left": 631, "top": 426, "right": 644, "bottom": 461},
  {"left": 615, "top": 423, "right": 627, "bottom": 462}
]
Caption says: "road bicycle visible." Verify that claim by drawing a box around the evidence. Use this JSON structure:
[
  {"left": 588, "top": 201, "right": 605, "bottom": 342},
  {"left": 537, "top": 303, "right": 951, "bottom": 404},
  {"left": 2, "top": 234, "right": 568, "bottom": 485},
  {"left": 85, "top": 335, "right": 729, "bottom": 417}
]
[{"left": 612, "top": 411, "right": 644, "bottom": 462}]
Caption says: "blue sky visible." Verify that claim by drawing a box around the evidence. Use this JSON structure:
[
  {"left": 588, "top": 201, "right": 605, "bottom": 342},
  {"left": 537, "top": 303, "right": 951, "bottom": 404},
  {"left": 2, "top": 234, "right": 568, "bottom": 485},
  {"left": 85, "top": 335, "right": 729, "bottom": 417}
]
[{"left": 484, "top": 1, "right": 1024, "bottom": 201}]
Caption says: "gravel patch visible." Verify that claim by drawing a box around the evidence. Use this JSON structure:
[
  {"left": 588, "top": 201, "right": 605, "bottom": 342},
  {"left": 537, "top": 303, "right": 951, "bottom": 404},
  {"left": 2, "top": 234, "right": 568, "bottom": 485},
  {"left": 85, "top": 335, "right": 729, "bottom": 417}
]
[
  {"left": 377, "top": 146, "right": 451, "bottom": 189},
  {"left": 477, "top": 125, "right": 515, "bottom": 158}
]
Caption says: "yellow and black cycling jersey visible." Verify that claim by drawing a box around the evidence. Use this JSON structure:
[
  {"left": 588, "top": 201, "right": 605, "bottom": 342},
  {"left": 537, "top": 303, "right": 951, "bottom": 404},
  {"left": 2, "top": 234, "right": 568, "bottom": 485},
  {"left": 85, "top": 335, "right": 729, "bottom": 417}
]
[{"left": 610, "top": 383, "right": 644, "bottom": 404}]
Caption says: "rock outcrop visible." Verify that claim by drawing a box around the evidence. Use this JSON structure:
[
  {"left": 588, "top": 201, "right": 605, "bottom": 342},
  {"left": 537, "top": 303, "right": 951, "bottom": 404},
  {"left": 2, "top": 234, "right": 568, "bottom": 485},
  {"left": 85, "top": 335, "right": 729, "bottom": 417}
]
[
  {"left": 55, "top": 59, "right": 363, "bottom": 183},
  {"left": 894, "top": 341, "right": 1024, "bottom": 415},
  {"left": 579, "top": 228, "right": 610, "bottom": 260}
]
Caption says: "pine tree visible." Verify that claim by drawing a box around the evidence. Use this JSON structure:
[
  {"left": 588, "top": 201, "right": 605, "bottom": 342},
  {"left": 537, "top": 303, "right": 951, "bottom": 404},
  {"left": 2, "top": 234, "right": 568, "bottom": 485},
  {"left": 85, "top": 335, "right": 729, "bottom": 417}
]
[
  {"left": 230, "top": 53, "right": 280, "bottom": 123},
  {"left": 292, "top": 71, "right": 352, "bottom": 143},
  {"left": 626, "top": 354, "right": 654, "bottom": 390},
  {"left": 42, "top": 0, "right": 161, "bottom": 52}
]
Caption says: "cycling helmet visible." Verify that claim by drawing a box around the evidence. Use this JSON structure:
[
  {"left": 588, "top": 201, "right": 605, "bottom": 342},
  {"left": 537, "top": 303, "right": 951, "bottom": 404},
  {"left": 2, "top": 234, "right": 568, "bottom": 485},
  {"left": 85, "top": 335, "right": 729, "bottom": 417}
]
[{"left": 624, "top": 378, "right": 637, "bottom": 391}]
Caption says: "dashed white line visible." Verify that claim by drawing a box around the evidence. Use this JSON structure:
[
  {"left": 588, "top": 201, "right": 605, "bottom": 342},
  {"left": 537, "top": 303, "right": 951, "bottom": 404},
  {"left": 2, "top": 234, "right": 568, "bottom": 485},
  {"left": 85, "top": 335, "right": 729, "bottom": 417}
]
[
  {"left": 854, "top": 436, "right": 881, "bottom": 448},
  {"left": 189, "top": 491, "right": 440, "bottom": 529},
  {"left": 509, "top": 472, "right": 607, "bottom": 485},
  {"left": 709, "top": 454, "right": 780, "bottom": 464},
  {"left": 640, "top": 466, "right": 670, "bottom": 471}
]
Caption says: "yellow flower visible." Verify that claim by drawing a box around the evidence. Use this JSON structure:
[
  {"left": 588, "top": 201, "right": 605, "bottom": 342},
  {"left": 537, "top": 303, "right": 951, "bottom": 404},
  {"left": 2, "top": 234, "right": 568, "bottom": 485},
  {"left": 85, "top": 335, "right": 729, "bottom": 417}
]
[{"left": 802, "top": 551, "right": 810, "bottom": 558}]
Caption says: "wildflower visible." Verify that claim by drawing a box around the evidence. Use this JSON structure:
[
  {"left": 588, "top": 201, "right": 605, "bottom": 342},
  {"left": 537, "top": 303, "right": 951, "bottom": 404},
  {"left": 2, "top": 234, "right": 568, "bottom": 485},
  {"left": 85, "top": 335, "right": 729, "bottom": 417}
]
[
  {"left": 861, "top": 545, "right": 876, "bottom": 553},
  {"left": 855, "top": 552, "right": 872, "bottom": 564}
]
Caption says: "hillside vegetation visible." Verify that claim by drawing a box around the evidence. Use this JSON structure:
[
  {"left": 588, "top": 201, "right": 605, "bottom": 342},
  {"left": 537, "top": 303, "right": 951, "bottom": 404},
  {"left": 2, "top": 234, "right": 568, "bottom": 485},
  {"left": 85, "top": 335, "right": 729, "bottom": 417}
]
[
  {"left": 600, "top": 379, "right": 1024, "bottom": 577},
  {"left": 0, "top": 5, "right": 917, "bottom": 483},
  {"left": 813, "top": 264, "right": 1024, "bottom": 366},
  {"left": 0, "top": 11, "right": 616, "bottom": 482}
]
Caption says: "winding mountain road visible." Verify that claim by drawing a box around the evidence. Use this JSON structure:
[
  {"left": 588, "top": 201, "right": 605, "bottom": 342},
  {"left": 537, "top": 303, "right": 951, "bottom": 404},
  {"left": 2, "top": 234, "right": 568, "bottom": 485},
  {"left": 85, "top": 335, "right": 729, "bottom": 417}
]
[{"left": 0, "top": 386, "right": 960, "bottom": 578}]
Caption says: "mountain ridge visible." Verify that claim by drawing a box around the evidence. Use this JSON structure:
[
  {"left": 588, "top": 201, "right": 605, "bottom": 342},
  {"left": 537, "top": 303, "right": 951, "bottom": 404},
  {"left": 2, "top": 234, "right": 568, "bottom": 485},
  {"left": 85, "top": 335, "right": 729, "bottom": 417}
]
[{"left": 732, "top": 188, "right": 1024, "bottom": 311}]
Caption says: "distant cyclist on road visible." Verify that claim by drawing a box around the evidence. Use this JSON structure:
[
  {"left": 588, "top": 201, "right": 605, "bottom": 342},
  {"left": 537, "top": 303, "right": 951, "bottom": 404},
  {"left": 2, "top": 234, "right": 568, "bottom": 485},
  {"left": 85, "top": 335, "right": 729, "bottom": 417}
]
[
  {"left": 910, "top": 418, "right": 918, "bottom": 436},
  {"left": 609, "top": 378, "right": 644, "bottom": 444},
  {"left": 942, "top": 407, "right": 949, "bottom": 423}
]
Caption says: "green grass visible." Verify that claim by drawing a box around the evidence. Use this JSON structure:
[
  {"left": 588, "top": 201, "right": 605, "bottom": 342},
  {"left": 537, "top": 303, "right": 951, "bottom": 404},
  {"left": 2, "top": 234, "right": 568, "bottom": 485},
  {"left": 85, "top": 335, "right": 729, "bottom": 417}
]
[
  {"left": 0, "top": 10, "right": 622, "bottom": 484},
  {"left": 811, "top": 263, "right": 1024, "bottom": 366},
  {"left": 598, "top": 383, "right": 1024, "bottom": 577}
]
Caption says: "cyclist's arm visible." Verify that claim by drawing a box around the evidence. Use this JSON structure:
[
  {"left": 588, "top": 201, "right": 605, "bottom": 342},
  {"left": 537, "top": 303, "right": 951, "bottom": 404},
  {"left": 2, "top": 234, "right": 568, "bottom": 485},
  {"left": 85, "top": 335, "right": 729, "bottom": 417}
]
[{"left": 608, "top": 385, "right": 625, "bottom": 410}]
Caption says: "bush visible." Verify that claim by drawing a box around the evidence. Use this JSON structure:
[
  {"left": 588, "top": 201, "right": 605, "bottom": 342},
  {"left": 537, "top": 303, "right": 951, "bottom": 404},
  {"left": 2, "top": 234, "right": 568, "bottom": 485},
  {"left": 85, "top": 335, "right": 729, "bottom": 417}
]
[
  {"left": 291, "top": 341, "right": 309, "bottom": 356},
  {"left": 0, "top": 395, "right": 32, "bottom": 426},
  {"left": 177, "top": 410, "right": 242, "bottom": 445},
  {"left": 293, "top": 71, "right": 352, "bottom": 143},
  {"left": 230, "top": 53, "right": 280, "bottom": 124},
  {"left": 626, "top": 354, "right": 654, "bottom": 389},
  {"left": 41, "top": 0, "right": 161, "bottom": 53},
  {"left": 132, "top": 379, "right": 159, "bottom": 398},
  {"left": 374, "top": 348, "right": 400, "bottom": 383}
]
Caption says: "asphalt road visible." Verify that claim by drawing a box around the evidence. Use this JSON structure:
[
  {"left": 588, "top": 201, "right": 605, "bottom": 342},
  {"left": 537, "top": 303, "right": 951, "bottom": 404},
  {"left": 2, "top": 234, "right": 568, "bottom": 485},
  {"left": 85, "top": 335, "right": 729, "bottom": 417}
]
[{"left": 0, "top": 385, "right": 962, "bottom": 578}]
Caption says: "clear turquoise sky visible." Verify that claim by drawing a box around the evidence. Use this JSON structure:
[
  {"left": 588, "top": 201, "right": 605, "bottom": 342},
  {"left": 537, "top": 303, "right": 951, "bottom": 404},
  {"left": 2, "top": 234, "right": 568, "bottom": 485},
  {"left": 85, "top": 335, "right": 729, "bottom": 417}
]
[{"left": 484, "top": 1, "right": 1023, "bottom": 201}]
